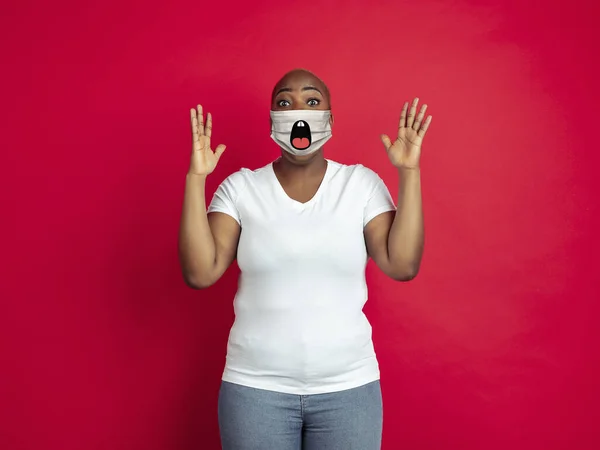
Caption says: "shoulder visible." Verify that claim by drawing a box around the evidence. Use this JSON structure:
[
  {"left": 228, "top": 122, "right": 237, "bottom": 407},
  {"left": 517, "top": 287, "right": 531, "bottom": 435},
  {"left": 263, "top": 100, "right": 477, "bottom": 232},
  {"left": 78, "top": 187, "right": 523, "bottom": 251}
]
[
  {"left": 327, "top": 160, "right": 384, "bottom": 188},
  {"left": 219, "top": 162, "right": 273, "bottom": 190}
]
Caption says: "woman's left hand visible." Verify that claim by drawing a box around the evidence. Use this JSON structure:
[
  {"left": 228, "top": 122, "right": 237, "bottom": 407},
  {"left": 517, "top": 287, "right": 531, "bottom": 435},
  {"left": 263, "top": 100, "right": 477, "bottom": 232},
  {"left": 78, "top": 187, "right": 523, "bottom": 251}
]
[{"left": 380, "top": 98, "right": 432, "bottom": 170}]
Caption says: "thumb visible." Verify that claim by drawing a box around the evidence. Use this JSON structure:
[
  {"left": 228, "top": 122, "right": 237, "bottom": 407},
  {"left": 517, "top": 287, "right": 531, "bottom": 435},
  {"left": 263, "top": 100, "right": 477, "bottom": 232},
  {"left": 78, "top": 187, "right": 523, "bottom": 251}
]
[
  {"left": 214, "top": 144, "right": 227, "bottom": 160},
  {"left": 380, "top": 134, "right": 392, "bottom": 151}
]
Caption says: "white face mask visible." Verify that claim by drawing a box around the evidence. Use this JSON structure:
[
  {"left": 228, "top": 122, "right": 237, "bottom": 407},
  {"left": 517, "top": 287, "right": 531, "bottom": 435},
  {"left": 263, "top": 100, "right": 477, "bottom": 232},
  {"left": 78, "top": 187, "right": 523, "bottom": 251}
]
[{"left": 270, "top": 110, "right": 332, "bottom": 156}]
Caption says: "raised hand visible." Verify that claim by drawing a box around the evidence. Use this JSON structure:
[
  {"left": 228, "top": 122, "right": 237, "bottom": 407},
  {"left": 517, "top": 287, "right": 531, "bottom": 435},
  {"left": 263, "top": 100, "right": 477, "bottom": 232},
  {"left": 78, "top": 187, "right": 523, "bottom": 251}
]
[
  {"left": 380, "top": 98, "right": 432, "bottom": 170},
  {"left": 189, "top": 105, "right": 226, "bottom": 176}
]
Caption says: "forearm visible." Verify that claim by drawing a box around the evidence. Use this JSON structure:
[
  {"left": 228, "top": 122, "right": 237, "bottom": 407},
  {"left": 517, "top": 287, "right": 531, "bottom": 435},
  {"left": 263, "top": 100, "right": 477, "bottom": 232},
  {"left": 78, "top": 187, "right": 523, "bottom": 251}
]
[
  {"left": 387, "top": 168, "right": 424, "bottom": 277},
  {"left": 178, "top": 173, "right": 217, "bottom": 286}
]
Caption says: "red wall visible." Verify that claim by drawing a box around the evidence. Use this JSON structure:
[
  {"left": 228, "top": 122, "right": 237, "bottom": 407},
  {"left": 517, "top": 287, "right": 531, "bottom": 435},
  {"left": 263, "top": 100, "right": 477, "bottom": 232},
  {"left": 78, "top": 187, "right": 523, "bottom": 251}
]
[{"left": 2, "top": 0, "right": 599, "bottom": 449}]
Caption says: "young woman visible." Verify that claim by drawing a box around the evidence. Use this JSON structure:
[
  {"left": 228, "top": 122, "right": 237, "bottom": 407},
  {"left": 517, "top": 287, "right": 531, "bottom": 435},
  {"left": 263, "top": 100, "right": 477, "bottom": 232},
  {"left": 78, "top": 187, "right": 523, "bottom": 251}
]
[{"left": 178, "top": 69, "right": 432, "bottom": 450}]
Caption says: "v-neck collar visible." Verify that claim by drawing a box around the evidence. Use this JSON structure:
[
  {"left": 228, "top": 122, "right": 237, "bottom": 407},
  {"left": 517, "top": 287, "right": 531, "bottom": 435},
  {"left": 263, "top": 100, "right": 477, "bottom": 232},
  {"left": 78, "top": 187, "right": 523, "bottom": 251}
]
[{"left": 270, "top": 159, "right": 331, "bottom": 208}]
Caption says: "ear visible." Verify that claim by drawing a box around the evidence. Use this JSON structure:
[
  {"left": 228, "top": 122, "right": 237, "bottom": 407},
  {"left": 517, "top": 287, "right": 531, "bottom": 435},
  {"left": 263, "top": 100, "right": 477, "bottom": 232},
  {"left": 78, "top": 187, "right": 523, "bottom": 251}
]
[{"left": 329, "top": 113, "right": 334, "bottom": 127}]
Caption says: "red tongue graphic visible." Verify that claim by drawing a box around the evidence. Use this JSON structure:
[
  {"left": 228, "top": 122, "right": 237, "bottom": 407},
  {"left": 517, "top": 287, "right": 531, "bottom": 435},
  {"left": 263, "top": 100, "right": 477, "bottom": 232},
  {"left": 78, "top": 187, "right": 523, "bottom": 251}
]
[{"left": 292, "top": 137, "right": 310, "bottom": 149}]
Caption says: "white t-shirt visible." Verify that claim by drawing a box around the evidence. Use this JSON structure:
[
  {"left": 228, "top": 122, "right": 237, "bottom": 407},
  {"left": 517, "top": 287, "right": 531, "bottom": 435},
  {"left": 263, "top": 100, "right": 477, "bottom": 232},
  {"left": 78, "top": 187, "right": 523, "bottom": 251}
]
[{"left": 207, "top": 159, "right": 396, "bottom": 395}]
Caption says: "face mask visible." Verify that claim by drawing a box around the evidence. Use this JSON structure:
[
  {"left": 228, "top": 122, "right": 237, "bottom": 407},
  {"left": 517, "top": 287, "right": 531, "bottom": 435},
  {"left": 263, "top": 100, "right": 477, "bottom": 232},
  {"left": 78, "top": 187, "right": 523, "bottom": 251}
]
[{"left": 270, "top": 110, "right": 332, "bottom": 156}]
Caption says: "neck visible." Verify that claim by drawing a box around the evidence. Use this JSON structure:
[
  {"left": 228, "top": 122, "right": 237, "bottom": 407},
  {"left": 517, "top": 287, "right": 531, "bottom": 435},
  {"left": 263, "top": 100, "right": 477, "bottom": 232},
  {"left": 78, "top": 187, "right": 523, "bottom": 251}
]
[{"left": 274, "top": 151, "right": 327, "bottom": 179}]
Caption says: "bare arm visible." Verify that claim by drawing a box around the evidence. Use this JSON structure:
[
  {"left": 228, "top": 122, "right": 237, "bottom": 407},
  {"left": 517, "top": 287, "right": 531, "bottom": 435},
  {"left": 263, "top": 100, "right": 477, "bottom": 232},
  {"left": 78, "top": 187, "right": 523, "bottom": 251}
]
[
  {"left": 178, "top": 105, "right": 240, "bottom": 289},
  {"left": 178, "top": 173, "right": 240, "bottom": 289},
  {"left": 365, "top": 98, "right": 432, "bottom": 281},
  {"left": 365, "top": 168, "right": 423, "bottom": 281}
]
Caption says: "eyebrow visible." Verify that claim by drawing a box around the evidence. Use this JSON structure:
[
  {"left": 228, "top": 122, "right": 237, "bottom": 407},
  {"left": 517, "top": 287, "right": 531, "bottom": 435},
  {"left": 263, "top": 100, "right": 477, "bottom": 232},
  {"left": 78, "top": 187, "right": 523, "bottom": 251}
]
[{"left": 275, "top": 86, "right": 323, "bottom": 97}]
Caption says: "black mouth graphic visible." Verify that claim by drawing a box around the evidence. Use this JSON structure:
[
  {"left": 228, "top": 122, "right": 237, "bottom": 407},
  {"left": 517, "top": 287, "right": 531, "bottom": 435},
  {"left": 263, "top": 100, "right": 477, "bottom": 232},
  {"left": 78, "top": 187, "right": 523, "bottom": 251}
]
[{"left": 290, "top": 120, "right": 312, "bottom": 150}]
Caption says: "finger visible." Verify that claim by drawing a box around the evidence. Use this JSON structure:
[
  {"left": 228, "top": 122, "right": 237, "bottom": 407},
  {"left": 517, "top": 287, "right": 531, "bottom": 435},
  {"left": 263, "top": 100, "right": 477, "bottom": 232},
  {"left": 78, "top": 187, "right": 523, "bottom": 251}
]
[
  {"left": 380, "top": 134, "right": 393, "bottom": 151},
  {"left": 406, "top": 98, "right": 419, "bottom": 128},
  {"left": 418, "top": 115, "right": 433, "bottom": 137},
  {"left": 190, "top": 109, "right": 199, "bottom": 142},
  {"left": 413, "top": 104, "right": 428, "bottom": 130},
  {"left": 398, "top": 102, "right": 408, "bottom": 130},
  {"left": 197, "top": 105, "right": 204, "bottom": 136},
  {"left": 205, "top": 112, "right": 213, "bottom": 138},
  {"left": 214, "top": 144, "right": 227, "bottom": 160}
]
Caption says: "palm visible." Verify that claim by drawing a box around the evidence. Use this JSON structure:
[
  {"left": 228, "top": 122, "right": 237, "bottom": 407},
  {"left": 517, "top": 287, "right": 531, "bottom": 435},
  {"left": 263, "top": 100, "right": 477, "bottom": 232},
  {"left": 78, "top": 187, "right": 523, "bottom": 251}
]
[
  {"left": 381, "top": 98, "right": 432, "bottom": 170},
  {"left": 189, "top": 105, "right": 226, "bottom": 176},
  {"left": 193, "top": 135, "right": 220, "bottom": 173}
]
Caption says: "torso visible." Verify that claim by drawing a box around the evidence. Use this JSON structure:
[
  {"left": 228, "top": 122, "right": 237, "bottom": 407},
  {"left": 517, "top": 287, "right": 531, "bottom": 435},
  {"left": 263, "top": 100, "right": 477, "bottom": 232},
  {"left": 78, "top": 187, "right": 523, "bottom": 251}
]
[{"left": 208, "top": 159, "right": 396, "bottom": 395}]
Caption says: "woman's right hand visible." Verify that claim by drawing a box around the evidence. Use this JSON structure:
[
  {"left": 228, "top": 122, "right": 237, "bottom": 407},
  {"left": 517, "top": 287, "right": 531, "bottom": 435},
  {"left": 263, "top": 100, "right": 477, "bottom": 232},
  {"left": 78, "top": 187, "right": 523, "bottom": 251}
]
[{"left": 189, "top": 105, "right": 226, "bottom": 176}]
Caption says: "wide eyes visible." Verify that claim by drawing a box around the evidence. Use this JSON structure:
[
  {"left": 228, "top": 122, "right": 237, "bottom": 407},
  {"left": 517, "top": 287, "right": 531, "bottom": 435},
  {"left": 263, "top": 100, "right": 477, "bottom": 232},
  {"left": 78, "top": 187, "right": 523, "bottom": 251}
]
[{"left": 277, "top": 98, "right": 321, "bottom": 107}]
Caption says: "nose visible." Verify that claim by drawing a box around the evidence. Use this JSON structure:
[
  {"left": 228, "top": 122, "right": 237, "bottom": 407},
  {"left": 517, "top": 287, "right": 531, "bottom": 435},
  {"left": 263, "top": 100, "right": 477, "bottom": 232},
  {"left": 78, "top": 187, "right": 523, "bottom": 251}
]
[
  {"left": 289, "top": 95, "right": 313, "bottom": 110},
  {"left": 293, "top": 103, "right": 312, "bottom": 110}
]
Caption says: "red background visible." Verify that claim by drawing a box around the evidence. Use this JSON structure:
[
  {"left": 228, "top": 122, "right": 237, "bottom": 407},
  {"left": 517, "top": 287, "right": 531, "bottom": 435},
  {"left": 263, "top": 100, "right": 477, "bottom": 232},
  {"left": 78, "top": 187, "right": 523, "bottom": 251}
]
[{"left": 2, "top": 0, "right": 599, "bottom": 449}]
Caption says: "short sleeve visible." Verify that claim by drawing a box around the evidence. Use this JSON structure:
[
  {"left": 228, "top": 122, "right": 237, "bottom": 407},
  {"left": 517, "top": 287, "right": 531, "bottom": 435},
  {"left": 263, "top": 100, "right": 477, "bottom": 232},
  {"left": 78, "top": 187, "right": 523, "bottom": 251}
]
[
  {"left": 207, "top": 171, "right": 245, "bottom": 225},
  {"left": 363, "top": 169, "right": 396, "bottom": 227}
]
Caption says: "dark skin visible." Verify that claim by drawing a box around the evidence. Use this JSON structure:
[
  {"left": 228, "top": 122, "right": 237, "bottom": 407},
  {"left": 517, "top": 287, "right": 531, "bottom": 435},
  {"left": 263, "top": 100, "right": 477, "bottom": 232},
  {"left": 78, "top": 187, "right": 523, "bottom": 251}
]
[
  {"left": 270, "top": 69, "right": 334, "bottom": 203},
  {"left": 178, "top": 69, "right": 430, "bottom": 288}
]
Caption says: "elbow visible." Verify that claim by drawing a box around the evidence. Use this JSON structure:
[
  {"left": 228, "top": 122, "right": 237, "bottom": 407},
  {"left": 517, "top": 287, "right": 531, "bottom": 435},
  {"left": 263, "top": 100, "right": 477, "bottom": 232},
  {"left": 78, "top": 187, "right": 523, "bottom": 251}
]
[
  {"left": 178, "top": 254, "right": 217, "bottom": 289},
  {"left": 389, "top": 263, "right": 420, "bottom": 282},
  {"left": 393, "top": 272, "right": 418, "bottom": 282},
  {"left": 182, "top": 272, "right": 215, "bottom": 290}
]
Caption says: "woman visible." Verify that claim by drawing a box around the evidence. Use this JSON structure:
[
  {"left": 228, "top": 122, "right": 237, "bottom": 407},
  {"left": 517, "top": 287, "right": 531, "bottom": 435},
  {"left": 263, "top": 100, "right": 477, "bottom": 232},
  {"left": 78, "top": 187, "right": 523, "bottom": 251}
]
[{"left": 178, "top": 69, "right": 432, "bottom": 450}]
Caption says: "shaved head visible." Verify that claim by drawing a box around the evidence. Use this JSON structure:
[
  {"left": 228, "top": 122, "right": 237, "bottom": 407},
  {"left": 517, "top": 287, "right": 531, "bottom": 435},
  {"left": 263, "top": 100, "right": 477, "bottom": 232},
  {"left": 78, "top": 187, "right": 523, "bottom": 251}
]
[{"left": 271, "top": 68, "right": 331, "bottom": 108}]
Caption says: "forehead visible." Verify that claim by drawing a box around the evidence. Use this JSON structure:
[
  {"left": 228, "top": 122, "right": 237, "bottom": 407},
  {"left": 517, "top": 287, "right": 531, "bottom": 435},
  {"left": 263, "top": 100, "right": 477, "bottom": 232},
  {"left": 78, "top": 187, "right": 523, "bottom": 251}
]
[{"left": 273, "top": 71, "right": 327, "bottom": 95}]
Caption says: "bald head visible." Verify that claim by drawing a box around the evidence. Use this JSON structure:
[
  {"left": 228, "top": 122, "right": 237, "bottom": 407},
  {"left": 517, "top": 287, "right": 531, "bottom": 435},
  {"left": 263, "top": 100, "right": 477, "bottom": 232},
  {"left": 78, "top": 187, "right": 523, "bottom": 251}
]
[{"left": 271, "top": 69, "right": 331, "bottom": 109}]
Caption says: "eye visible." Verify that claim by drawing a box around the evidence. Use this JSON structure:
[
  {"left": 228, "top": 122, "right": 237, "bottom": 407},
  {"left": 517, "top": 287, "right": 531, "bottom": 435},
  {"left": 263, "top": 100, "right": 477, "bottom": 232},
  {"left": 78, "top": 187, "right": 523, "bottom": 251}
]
[
  {"left": 307, "top": 98, "right": 320, "bottom": 106},
  {"left": 278, "top": 99, "right": 291, "bottom": 107}
]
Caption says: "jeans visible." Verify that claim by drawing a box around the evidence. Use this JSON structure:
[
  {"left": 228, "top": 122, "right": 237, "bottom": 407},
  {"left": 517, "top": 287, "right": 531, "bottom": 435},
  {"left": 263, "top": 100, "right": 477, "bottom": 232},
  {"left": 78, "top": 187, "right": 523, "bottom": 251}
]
[{"left": 218, "top": 380, "right": 383, "bottom": 450}]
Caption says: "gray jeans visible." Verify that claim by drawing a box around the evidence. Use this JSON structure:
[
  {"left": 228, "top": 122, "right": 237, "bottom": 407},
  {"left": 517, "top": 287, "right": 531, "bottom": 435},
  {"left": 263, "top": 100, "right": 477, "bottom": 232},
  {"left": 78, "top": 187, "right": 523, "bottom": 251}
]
[{"left": 218, "top": 380, "right": 383, "bottom": 450}]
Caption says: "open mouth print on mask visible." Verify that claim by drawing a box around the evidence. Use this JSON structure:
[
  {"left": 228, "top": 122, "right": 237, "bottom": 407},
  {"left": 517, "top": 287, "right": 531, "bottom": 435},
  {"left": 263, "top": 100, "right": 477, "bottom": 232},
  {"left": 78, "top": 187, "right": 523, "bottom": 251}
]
[{"left": 290, "top": 120, "right": 311, "bottom": 150}]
